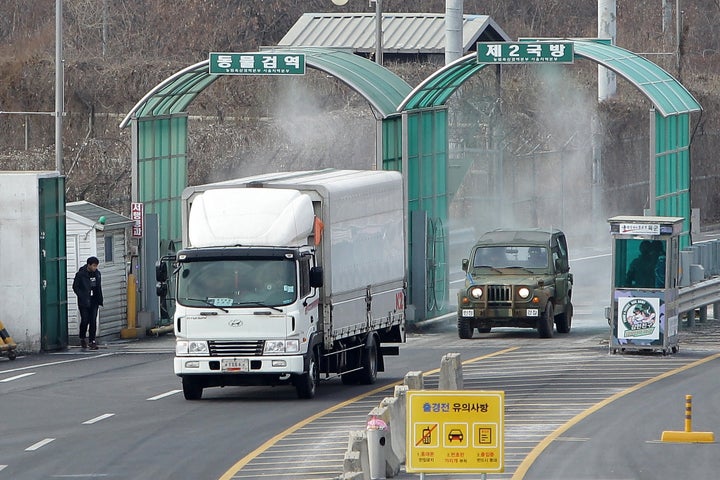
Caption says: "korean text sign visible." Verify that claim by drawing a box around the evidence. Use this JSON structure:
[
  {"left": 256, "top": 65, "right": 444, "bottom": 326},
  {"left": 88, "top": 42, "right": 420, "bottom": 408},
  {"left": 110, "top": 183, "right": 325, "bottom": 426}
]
[
  {"left": 406, "top": 390, "right": 504, "bottom": 473},
  {"left": 209, "top": 52, "right": 306, "bottom": 75},
  {"left": 477, "top": 42, "right": 574, "bottom": 64}
]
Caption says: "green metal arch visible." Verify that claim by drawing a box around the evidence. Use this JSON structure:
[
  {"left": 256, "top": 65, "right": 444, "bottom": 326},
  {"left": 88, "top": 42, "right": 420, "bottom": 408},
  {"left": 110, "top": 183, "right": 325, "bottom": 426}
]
[
  {"left": 120, "top": 47, "right": 411, "bottom": 128},
  {"left": 399, "top": 40, "right": 701, "bottom": 117}
]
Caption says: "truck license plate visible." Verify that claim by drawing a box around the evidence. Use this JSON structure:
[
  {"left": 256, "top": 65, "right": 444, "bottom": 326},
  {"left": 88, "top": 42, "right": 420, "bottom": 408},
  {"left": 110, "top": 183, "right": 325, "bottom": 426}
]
[
  {"left": 221, "top": 358, "right": 249, "bottom": 372},
  {"left": 461, "top": 309, "right": 474, "bottom": 317},
  {"left": 527, "top": 309, "right": 539, "bottom": 317}
]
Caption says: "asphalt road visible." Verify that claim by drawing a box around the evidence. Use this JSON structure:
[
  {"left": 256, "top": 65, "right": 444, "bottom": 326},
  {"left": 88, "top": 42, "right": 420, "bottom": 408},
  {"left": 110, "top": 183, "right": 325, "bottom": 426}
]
[{"left": 2, "top": 247, "right": 720, "bottom": 479}]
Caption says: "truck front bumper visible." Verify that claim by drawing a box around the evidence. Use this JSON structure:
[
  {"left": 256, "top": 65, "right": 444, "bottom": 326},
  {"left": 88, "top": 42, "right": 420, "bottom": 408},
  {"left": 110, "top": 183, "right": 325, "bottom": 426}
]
[{"left": 174, "top": 354, "right": 305, "bottom": 376}]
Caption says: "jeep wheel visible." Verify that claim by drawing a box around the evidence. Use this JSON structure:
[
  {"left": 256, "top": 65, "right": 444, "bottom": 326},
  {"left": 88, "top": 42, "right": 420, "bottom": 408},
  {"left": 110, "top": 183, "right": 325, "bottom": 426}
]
[
  {"left": 556, "top": 301, "right": 573, "bottom": 334},
  {"left": 477, "top": 327, "right": 491, "bottom": 334},
  {"left": 458, "top": 319, "right": 473, "bottom": 339},
  {"left": 538, "top": 302, "right": 554, "bottom": 338}
]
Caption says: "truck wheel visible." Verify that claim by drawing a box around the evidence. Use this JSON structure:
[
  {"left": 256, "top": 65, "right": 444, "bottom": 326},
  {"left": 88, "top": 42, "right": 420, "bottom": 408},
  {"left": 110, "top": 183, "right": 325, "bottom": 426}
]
[
  {"left": 182, "top": 377, "right": 203, "bottom": 400},
  {"left": 537, "top": 302, "right": 554, "bottom": 338},
  {"left": 357, "top": 340, "right": 378, "bottom": 385},
  {"left": 458, "top": 319, "right": 473, "bottom": 339},
  {"left": 556, "top": 301, "right": 573, "bottom": 334},
  {"left": 477, "top": 327, "right": 491, "bottom": 334},
  {"left": 296, "top": 350, "right": 318, "bottom": 399}
]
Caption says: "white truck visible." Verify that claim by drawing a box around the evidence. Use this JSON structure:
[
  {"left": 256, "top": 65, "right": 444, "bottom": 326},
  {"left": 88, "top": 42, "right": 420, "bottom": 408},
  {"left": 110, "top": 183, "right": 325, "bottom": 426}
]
[{"left": 156, "top": 169, "right": 406, "bottom": 399}]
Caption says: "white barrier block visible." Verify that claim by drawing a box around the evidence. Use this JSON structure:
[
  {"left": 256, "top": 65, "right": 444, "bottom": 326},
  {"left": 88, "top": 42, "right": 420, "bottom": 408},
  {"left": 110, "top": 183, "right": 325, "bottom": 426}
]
[
  {"left": 404, "top": 371, "right": 423, "bottom": 390},
  {"left": 367, "top": 406, "right": 401, "bottom": 477},
  {"left": 439, "top": 352, "right": 463, "bottom": 390}
]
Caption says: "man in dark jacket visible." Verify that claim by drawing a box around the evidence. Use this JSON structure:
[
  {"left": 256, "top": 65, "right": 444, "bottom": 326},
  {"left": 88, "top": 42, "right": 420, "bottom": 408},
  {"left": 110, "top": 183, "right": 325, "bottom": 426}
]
[{"left": 72, "top": 256, "right": 104, "bottom": 350}]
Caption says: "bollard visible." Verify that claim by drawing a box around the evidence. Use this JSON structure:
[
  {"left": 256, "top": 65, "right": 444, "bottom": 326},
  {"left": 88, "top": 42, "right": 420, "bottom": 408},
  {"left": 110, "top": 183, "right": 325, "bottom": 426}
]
[
  {"left": 661, "top": 394, "right": 714, "bottom": 443},
  {"left": 366, "top": 416, "right": 388, "bottom": 479}
]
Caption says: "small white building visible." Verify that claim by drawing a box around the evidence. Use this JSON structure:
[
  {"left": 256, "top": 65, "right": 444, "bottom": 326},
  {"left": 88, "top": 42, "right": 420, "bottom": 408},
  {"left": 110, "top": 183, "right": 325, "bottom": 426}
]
[{"left": 66, "top": 201, "right": 133, "bottom": 343}]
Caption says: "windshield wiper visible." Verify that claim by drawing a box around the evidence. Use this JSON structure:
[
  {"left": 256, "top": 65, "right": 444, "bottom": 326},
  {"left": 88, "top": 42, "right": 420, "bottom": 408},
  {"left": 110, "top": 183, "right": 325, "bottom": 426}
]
[
  {"left": 474, "top": 265, "right": 504, "bottom": 274},
  {"left": 234, "top": 301, "right": 283, "bottom": 313},
  {"left": 505, "top": 266, "right": 536, "bottom": 274},
  {"left": 179, "top": 297, "right": 229, "bottom": 313}
]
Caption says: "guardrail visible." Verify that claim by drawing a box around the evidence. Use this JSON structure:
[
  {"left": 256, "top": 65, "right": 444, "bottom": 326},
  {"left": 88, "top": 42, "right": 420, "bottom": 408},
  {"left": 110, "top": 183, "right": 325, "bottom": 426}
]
[{"left": 677, "top": 277, "right": 720, "bottom": 327}]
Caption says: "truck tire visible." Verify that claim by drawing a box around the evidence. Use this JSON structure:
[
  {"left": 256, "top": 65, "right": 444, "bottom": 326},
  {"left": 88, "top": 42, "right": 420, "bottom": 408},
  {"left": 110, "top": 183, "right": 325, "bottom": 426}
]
[
  {"left": 458, "top": 318, "right": 473, "bottom": 339},
  {"left": 296, "top": 350, "right": 318, "bottom": 399},
  {"left": 556, "top": 301, "right": 573, "bottom": 334},
  {"left": 537, "top": 302, "right": 554, "bottom": 338},
  {"left": 182, "top": 377, "right": 203, "bottom": 400},
  {"left": 357, "top": 340, "right": 378, "bottom": 385},
  {"left": 477, "top": 327, "right": 492, "bottom": 334}
]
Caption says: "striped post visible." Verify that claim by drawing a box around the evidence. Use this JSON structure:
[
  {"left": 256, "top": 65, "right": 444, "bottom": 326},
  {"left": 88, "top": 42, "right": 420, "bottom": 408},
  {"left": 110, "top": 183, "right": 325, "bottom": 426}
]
[{"left": 684, "top": 395, "right": 693, "bottom": 433}]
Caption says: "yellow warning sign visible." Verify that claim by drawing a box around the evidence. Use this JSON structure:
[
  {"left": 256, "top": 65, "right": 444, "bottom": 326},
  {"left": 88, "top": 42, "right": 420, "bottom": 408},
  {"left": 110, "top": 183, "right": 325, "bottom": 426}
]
[{"left": 406, "top": 390, "right": 504, "bottom": 473}]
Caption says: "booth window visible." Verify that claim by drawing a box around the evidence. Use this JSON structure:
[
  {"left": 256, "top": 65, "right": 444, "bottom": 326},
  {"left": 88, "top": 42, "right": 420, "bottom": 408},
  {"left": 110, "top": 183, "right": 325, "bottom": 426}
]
[
  {"left": 104, "top": 235, "right": 114, "bottom": 263},
  {"left": 615, "top": 238, "right": 666, "bottom": 288}
]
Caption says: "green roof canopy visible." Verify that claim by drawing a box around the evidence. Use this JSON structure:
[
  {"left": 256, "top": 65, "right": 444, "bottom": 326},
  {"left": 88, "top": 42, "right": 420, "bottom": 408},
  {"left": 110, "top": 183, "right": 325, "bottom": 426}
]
[
  {"left": 120, "top": 48, "right": 411, "bottom": 127},
  {"left": 399, "top": 40, "right": 701, "bottom": 117}
]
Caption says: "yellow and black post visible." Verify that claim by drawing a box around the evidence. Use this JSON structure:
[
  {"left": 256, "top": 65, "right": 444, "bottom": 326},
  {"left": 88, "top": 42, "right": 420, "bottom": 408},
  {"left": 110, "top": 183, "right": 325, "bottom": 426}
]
[{"left": 661, "top": 394, "right": 715, "bottom": 443}]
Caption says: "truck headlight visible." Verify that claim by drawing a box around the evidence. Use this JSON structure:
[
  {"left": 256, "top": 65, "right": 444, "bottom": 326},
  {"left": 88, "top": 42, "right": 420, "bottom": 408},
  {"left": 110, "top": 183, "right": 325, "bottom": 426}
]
[
  {"left": 176, "top": 340, "right": 209, "bottom": 356},
  {"left": 264, "top": 339, "right": 300, "bottom": 354},
  {"left": 518, "top": 287, "right": 531, "bottom": 299},
  {"left": 469, "top": 286, "right": 483, "bottom": 299}
]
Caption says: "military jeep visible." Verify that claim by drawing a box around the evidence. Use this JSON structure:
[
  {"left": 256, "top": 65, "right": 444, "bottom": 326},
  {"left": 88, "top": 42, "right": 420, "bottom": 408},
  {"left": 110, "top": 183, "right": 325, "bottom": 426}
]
[{"left": 457, "top": 228, "right": 573, "bottom": 339}]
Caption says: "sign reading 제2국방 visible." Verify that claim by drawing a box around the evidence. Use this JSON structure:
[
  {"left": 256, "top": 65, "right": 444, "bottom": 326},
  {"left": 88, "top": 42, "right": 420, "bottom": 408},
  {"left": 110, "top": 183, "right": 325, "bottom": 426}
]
[
  {"left": 477, "top": 41, "right": 574, "bottom": 64},
  {"left": 209, "top": 52, "right": 306, "bottom": 75}
]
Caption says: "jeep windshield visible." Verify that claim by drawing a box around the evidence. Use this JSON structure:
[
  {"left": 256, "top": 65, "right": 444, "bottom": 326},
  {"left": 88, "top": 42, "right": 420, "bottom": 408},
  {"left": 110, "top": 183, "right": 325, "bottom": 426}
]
[{"left": 472, "top": 246, "right": 548, "bottom": 270}]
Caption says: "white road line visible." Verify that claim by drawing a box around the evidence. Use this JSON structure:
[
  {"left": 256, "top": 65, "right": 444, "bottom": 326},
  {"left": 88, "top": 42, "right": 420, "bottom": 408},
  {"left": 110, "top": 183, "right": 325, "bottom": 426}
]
[
  {"left": 0, "top": 353, "right": 115, "bottom": 375},
  {"left": 0, "top": 372, "right": 36, "bottom": 382},
  {"left": 147, "top": 389, "right": 181, "bottom": 401},
  {"left": 0, "top": 465, "right": 6, "bottom": 471},
  {"left": 83, "top": 413, "right": 115, "bottom": 424},
  {"left": 25, "top": 438, "right": 55, "bottom": 451}
]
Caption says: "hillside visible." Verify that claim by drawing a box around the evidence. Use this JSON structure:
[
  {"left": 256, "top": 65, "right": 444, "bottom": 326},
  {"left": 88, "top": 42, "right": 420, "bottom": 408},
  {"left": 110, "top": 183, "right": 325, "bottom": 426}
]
[{"left": 1, "top": 0, "right": 719, "bottom": 231}]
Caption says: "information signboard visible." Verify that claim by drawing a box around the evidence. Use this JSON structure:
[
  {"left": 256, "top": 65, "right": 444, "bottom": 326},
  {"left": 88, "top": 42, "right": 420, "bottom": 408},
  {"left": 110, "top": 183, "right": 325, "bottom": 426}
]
[
  {"left": 131, "top": 202, "right": 143, "bottom": 238},
  {"left": 208, "top": 52, "right": 306, "bottom": 75},
  {"left": 477, "top": 41, "right": 574, "bottom": 64},
  {"left": 406, "top": 390, "right": 504, "bottom": 474}
]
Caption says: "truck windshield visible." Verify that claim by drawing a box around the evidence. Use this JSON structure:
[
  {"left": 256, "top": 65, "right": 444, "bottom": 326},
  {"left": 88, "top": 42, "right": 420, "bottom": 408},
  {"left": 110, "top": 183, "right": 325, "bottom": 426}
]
[
  {"left": 176, "top": 258, "right": 297, "bottom": 308},
  {"left": 473, "top": 246, "right": 548, "bottom": 269}
]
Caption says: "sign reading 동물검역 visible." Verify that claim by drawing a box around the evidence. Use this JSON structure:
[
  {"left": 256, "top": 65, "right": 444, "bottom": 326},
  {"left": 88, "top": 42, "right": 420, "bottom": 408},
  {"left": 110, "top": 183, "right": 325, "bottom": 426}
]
[
  {"left": 477, "top": 41, "right": 574, "bottom": 64},
  {"left": 406, "top": 390, "right": 504, "bottom": 474},
  {"left": 209, "top": 52, "right": 306, "bottom": 75}
]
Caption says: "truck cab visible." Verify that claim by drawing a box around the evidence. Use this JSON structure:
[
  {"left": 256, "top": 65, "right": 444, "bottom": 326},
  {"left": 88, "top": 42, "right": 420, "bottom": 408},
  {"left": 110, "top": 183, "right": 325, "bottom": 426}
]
[{"left": 457, "top": 228, "right": 573, "bottom": 338}]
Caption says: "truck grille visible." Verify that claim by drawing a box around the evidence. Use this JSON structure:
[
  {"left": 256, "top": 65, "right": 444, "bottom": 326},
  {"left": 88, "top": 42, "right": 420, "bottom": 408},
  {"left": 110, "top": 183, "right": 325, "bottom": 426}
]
[
  {"left": 486, "top": 285, "right": 513, "bottom": 305},
  {"left": 208, "top": 340, "right": 265, "bottom": 356}
]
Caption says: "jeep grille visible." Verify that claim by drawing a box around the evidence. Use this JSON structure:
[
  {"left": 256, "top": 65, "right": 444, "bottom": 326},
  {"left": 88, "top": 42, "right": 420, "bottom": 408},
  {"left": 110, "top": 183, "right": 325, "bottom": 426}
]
[{"left": 487, "top": 285, "right": 513, "bottom": 305}]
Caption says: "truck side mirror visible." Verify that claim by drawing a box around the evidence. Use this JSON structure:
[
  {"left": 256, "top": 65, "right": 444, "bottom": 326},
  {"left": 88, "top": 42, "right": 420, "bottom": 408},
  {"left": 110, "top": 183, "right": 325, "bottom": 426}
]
[
  {"left": 461, "top": 259, "right": 469, "bottom": 272},
  {"left": 156, "top": 260, "right": 168, "bottom": 282},
  {"left": 156, "top": 281, "right": 168, "bottom": 297},
  {"left": 309, "top": 266, "right": 324, "bottom": 288}
]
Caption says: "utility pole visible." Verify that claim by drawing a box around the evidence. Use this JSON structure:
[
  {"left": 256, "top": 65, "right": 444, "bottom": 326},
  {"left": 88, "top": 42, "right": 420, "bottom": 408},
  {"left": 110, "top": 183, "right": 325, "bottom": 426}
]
[{"left": 55, "top": 0, "right": 64, "bottom": 173}]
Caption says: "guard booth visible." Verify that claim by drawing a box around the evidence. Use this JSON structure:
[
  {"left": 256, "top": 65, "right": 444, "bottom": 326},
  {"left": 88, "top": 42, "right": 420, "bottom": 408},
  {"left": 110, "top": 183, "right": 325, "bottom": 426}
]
[{"left": 607, "top": 216, "right": 685, "bottom": 355}]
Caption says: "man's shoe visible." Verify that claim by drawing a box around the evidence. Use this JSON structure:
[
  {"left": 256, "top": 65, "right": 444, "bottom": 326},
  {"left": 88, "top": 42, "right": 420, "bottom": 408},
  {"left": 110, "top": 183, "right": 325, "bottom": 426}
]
[
  {"left": 89, "top": 341, "right": 99, "bottom": 350},
  {"left": 81, "top": 339, "right": 88, "bottom": 349}
]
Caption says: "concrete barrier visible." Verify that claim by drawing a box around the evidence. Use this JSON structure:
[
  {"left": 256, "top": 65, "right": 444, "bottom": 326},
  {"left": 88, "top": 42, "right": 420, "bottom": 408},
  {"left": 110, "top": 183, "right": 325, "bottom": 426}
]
[
  {"left": 439, "top": 352, "right": 463, "bottom": 390},
  {"left": 343, "top": 355, "right": 466, "bottom": 478},
  {"left": 404, "top": 370, "right": 424, "bottom": 390}
]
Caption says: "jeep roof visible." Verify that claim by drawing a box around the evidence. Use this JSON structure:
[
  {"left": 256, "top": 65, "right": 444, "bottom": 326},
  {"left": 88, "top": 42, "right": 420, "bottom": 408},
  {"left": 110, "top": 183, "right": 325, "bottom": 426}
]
[{"left": 474, "top": 228, "right": 564, "bottom": 245}]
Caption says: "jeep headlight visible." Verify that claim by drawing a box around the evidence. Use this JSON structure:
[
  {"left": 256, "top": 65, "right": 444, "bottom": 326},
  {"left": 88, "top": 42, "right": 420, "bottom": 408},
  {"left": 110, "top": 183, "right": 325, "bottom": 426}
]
[
  {"left": 518, "top": 287, "right": 531, "bottom": 299},
  {"left": 264, "top": 339, "right": 300, "bottom": 354},
  {"left": 176, "top": 340, "right": 209, "bottom": 356},
  {"left": 469, "top": 286, "right": 483, "bottom": 299}
]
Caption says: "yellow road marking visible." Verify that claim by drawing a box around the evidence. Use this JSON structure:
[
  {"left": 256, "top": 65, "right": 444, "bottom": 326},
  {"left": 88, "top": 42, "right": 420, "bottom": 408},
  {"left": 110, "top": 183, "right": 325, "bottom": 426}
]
[
  {"left": 218, "top": 346, "right": 519, "bottom": 480},
  {"left": 511, "top": 352, "right": 720, "bottom": 479}
]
